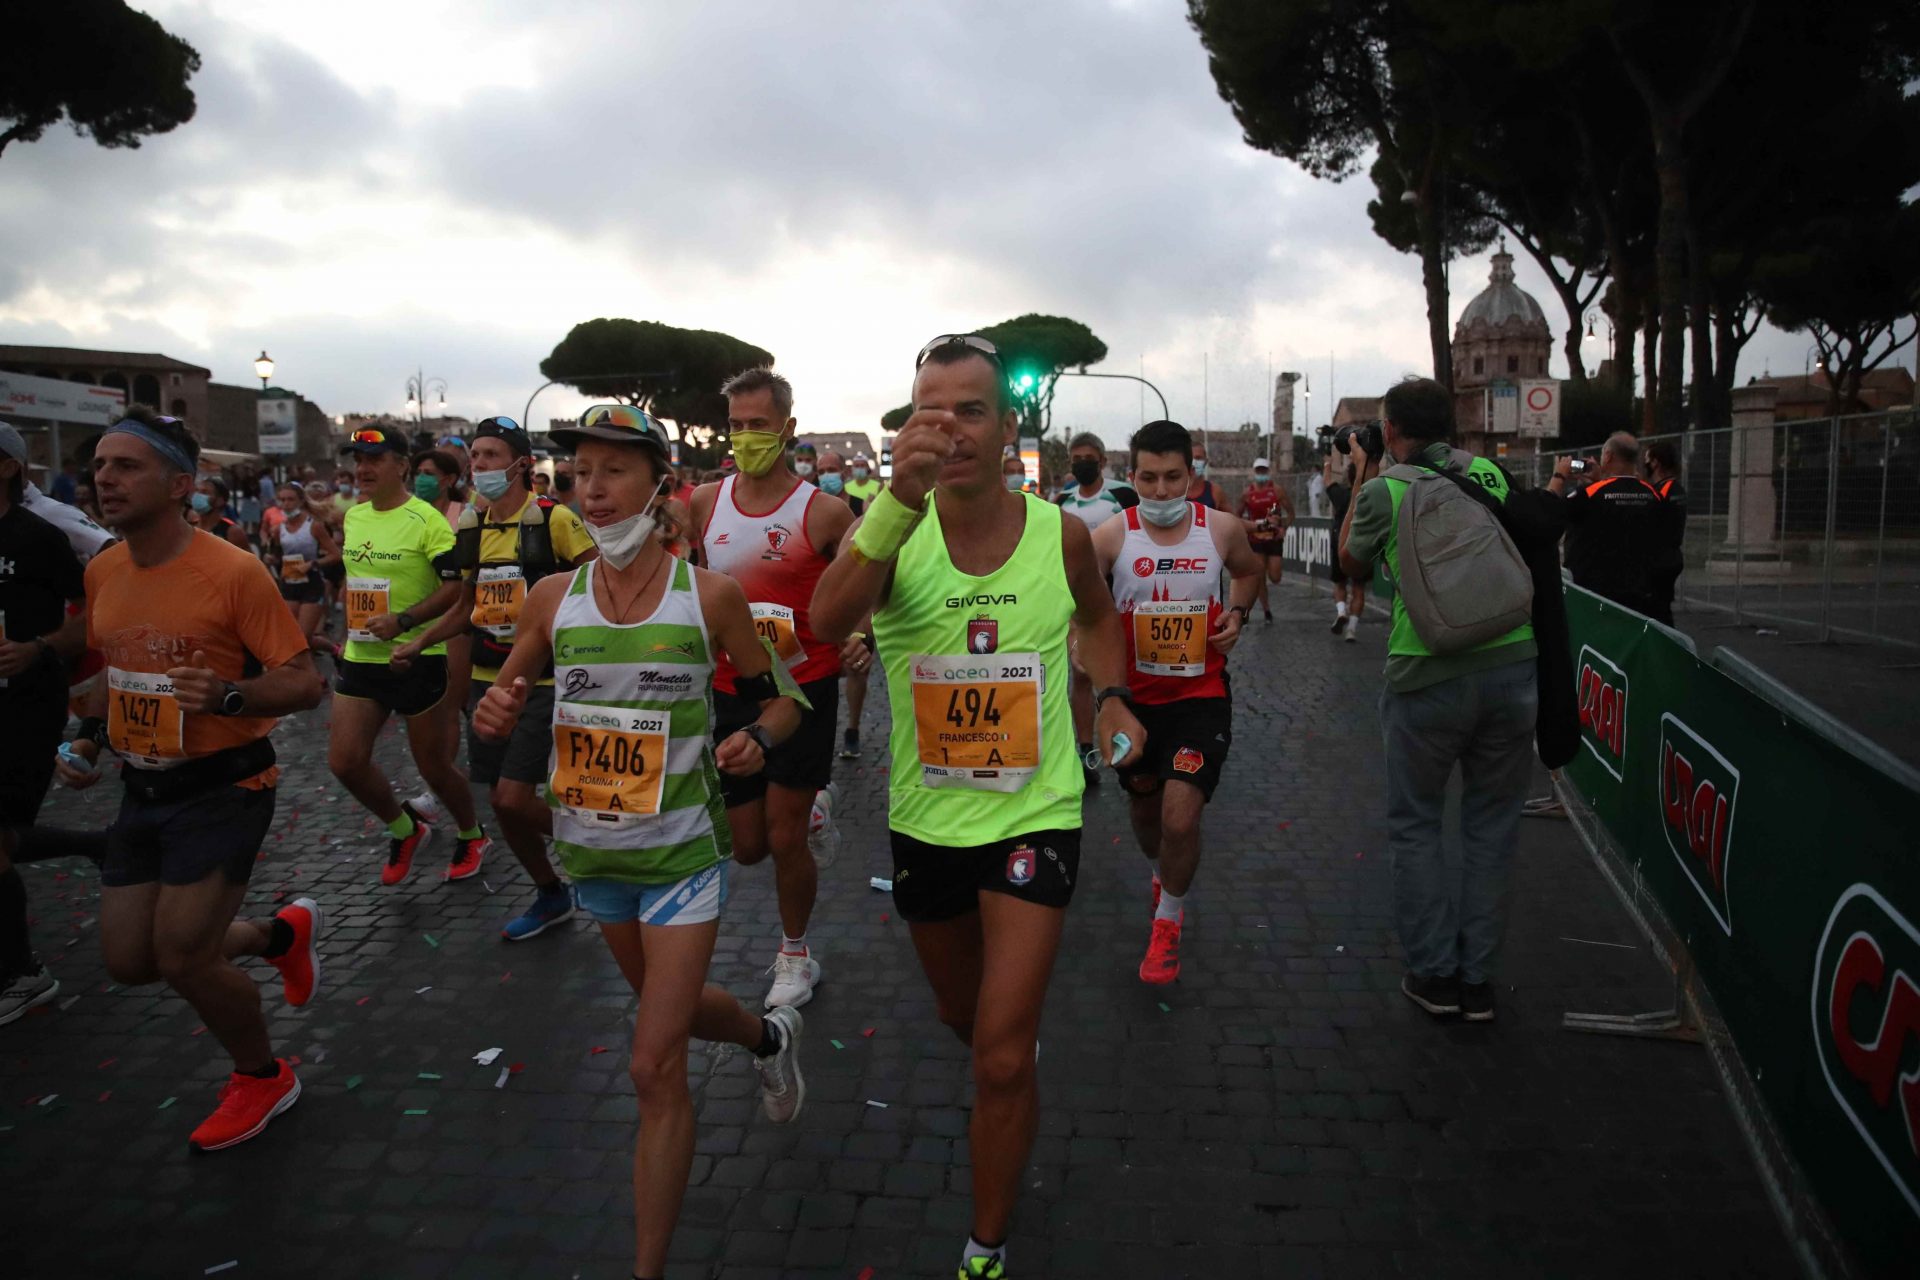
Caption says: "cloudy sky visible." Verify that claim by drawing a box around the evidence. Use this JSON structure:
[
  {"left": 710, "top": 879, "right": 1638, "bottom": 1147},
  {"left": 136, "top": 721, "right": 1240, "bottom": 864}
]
[{"left": 2, "top": 0, "right": 1844, "bottom": 449}]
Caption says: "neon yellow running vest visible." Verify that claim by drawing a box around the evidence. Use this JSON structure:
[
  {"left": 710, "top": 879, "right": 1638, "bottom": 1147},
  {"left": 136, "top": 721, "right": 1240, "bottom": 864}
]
[{"left": 872, "top": 491, "right": 1082, "bottom": 844}]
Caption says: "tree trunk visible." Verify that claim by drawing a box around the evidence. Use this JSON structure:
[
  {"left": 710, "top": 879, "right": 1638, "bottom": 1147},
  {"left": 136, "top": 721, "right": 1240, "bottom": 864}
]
[
  {"left": 1650, "top": 118, "right": 1691, "bottom": 434},
  {"left": 1415, "top": 199, "right": 1453, "bottom": 390},
  {"left": 1641, "top": 311, "right": 1660, "bottom": 433},
  {"left": 1686, "top": 250, "right": 1718, "bottom": 433}
]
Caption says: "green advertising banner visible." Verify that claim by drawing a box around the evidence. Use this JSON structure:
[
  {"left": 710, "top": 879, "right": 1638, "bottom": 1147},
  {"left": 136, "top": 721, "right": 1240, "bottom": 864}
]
[{"left": 1561, "top": 586, "right": 1920, "bottom": 1273}]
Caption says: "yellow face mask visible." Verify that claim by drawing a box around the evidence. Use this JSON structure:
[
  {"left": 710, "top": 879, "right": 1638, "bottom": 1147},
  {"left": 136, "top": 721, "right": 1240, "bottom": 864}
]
[{"left": 730, "top": 430, "right": 787, "bottom": 477}]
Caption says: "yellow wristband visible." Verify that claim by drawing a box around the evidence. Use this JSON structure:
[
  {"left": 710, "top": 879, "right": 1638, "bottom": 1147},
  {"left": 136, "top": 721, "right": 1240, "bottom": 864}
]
[{"left": 850, "top": 487, "right": 925, "bottom": 564}]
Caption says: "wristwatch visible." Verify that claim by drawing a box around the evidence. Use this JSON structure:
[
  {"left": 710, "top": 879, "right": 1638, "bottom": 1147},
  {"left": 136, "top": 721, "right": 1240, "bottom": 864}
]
[
  {"left": 743, "top": 724, "right": 774, "bottom": 753},
  {"left": 1093, "top": 686, "right": 1132, "bottom": 712},
  {"left": 217, "top": 681, "right": 247, "bottom": 717},
  {"left": 395, "top": 609, "right": 418, "bottom": 632},
  {"left": 1229, "top": 604, "right": 1251, "bottom": 622}
]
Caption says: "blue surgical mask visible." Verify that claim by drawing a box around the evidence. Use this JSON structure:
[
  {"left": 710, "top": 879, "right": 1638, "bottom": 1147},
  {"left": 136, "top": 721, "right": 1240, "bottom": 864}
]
[
  {"left": 1137, "top": 495, "right": 1189, "bottom": 527},
  {"left": 190, "top": 493, "right": 212, "bottom": 514},
  {"left": 471, "top": 467, "right": 513, "bottom": 501},
  {"left": 819, "top": 472, "right": 844, "bottom": 495},
  {"left": 1005, "top": 474, "right": 1026, "bottom": 491},
  {"left": 1192, "top": 460, "right": 1207, "bottom": 477}
]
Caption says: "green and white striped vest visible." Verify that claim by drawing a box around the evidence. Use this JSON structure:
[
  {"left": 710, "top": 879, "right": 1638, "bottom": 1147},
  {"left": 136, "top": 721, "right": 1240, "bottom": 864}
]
[{"left": 547, "top": 557, "right": 730, "bottom": 883}]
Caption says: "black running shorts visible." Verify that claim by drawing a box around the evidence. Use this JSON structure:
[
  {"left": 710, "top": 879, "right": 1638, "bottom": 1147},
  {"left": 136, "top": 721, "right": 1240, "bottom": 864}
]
[
  {"left": 333, "top": 655, "right": 449, "bottom": 719},
  {"left": 888, "top": 827, "right": 1081, "bottom": 923},
  {"left": 1116, "top": 696, "right": 1232, "bottom": 802},
  {"left": 713, "top": 677, "right": 837, "bottom": 806}
]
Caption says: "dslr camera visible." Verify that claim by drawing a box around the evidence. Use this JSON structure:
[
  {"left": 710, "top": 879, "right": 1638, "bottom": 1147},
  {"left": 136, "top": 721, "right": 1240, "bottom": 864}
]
[{"left": 1333, "top": 420, "right": 1384, "bottom": 459}]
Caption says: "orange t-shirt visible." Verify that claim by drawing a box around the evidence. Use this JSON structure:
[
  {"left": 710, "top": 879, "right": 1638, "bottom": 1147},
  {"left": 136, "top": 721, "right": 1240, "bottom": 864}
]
[{"left": 86, "top": 530, "right": 311, "bottom": 787}]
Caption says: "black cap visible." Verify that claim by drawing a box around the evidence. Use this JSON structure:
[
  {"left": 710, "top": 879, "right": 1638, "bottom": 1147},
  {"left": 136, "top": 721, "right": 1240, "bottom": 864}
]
[
  {"left": 473, "top": 416, "right": 532, "bottom": 457},
  {"left": 340, "top": 424, "right": 408, "bottom": 456}
]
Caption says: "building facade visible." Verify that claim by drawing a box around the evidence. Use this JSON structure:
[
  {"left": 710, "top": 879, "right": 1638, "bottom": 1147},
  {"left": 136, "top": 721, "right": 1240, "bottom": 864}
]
[{"left": 1451, "top": 246, "right": 1553, "bottom": 457}]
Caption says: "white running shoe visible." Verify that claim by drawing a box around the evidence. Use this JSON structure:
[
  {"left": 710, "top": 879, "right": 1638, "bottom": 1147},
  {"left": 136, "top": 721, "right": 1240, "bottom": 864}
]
[
  {"left": 0, "top": 969, "right": 59, "bottom": 1027},
  {"left": 408, "top": 790, "right": 446, "bottom": 824},
  {"left": 807, "top": 783, "right": 840, "bottom": 869},
  {"left": 764, "top": 948, "right": 822, "bottom": 1010},
  {"left": 1344, "top": 616, "right": 1359, "bottom": 643},
  {"left": 753, "top": 1004, "right": 806, "bottom": 1123}
]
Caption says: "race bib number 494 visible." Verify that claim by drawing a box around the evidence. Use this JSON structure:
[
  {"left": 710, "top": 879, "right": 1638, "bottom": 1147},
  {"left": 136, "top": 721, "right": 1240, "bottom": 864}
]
[
  {"left": 551, "top": 702, "right": 669, "bottom": 819},
  {"left": 1132, "top": 600, "right": 1209, "bottom": 677},
  {"left": 108, "top": 667, "right": 186, "bottom": 767},
  {"left": 909, "top": 652, "right": 1043, "bottom": 793}
]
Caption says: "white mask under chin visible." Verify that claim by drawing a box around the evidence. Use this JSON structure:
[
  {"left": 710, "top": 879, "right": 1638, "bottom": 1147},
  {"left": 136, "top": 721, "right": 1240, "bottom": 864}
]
[{"left": 586, "top": 480, "right": 666, "bottom": 570}]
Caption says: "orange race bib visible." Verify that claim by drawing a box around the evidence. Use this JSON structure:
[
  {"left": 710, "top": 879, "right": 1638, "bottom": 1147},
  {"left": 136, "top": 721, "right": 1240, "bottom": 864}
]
[
  {"left": 472, "top": 565, "right": 526, "bottom": 639},
  {"left": 280, "top": 554, "right": 310, "bottom": 585},
  {"left": 107, "top": 667, "right": 186, "bottom": 768},
  {"left": 550, "top": 701, "right": 669, "bottom": 820},
  {"left": 750, "top": 602, "right": 805, "bottom": 665},
  {"left": 909, "top": 652, "right": 1044, "bottom": 793},
  {"left": 1131, "top": 600, "right": 1210, "bottom": 677},
  {"left": 346, "top": 575, "right": 390, "bottom": 643}
]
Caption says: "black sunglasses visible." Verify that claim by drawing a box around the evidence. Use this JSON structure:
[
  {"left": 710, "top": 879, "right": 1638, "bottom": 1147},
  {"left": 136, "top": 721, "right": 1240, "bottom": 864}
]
[{"left": 915, "top": 334, "right": 1003, "bottom": 370}]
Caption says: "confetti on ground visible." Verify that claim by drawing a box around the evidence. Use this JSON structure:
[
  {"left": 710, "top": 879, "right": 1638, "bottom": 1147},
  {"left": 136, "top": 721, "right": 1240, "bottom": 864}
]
[
  {"left": 1335, "top": 945, "right": 1345, "bottom": 953},
  {"left": 1277, "top": 820, "right": 1292, "bottom": 830},
  {"left": 474, "top": 1047, "right": 503, "bottom": 1066},
  {"left": 879, "top": 913, "right": 890, "bottom": 923},
  {"left": 158, "top": 1096, "right": 177, "bottom": 1110},
  {"left": 403, "top": 1108, "right": 428, "bottom": 1116},
  {"left": 509, "top": 1063, "right": 526, "bottom": 1074},
  {"left": 345, "top": 1076, "right": 363, "bottom": 1091},
  {"left": 97, "top": 1091, "right": 111, "bottom": 1103},
  {"left": 499, "top": 971, "right": 511, "bottom": 982},
  {"left": 830, "top": 1039, "right": 845, "bottom": 1050},
  {"left": 864, "top": 1100, "right": 888, "bottom": 1109},
  {"left": 97, "top": 1058, "right": 117, "bottom": 1070},
  {"left": 38, "top": 1094, "right": 58, "bottom": 1107},
  {"left": 58, "top": 996, "right": 79, "bottom": 1011},
  {"left": 416, "top": 1072, "right": 442, "bottom": 1081},
  {"left": 495, "top": 1067, "right": 510, "bottom": 1088},
  {"left": 589, "top": 1046, "right": 610, "bottom": 1055},
  {"left": 356, "top": 997, "right": 372, "bottom": 1006},
  {"left": 481, "top": 880, "right": 497, "bottom": 895},
  {"left": 1157, "top": 1002, "right": 1172, "bottom": 1013},
  {"left": 868, "top": 877, "right": 892, "bottom": 892},
  {"left": 414, "top": 986, "right": 432, "bottom": 995},
  {"left": 423, "top": 934, "right": 439, "bottom": 948},
  {"left": 858, "top": 1269, "right": 875, "bottom": 1280},
  {"left": 862, "top": 1028, "right": 875, "bottom": 1038},
  {"left": 204, "top": 1262, "right": 238, "bottom": 1276},
  {"left": 191, "top": 1024, "right": 206, "bottom": 1036},
  {"left": 1355, "top": 851, "right": 1364, "bottom": 859}
]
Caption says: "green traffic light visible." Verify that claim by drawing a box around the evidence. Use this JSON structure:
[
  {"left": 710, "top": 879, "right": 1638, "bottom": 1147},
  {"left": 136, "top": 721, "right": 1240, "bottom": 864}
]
[{"left": 1014, "top": 371, "right": 1037, "bottom": 392}]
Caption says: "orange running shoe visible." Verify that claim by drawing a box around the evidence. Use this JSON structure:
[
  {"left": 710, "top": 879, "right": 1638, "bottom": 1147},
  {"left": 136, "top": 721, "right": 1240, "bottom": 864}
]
[
  {"left": 445, "top": 833, "right": 490, "bottom": 881},
  {"left": 1139, "top": 915, "right": 1182, "bottom": 985},
  {"left": 188, "top": 1059, "right": 301, "bottom": 1152},
  {"left": 381, "top": 815, "right": 431, "bottom": 886},
  {"left": 267, "top": 897, "right": 323, "bottom": 1007}
]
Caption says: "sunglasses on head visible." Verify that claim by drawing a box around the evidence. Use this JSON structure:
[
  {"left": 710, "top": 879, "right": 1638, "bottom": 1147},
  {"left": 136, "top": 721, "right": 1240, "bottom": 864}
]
[
  {"left": 915, "top": 334, "right": 1003, "bottom": 370},
  {"left": 350, "top": 428, "right": 391, "bottom": 445}
]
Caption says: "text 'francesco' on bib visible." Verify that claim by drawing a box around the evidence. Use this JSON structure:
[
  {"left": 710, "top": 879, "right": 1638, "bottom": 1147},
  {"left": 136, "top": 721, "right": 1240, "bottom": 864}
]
[{"left": 909, "top": 651, "right": 1045, "bottom": 792}]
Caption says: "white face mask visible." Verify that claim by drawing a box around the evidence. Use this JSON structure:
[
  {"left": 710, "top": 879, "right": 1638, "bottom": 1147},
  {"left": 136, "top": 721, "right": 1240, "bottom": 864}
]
[
  {"left": 1137, "top": 494, "right": 1189, "bottom": 527},
  {"left": 585, "top": 478, "right": 668, "bottom": 570},
  {"left": 793, "top": 460, "right": 815, "bottom": 478}
]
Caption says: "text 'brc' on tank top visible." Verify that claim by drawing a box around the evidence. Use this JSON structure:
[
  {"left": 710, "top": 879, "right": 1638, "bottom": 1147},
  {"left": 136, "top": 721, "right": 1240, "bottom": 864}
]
[
  {"left": 1109, "top": 504, "right": 1228, "bottom": 705},
  {"left": 701, "top": 474, "right": 840, "bottom": 692},
  {"left": 871, "top": 491, "right": 1082, "bottom": 845},
  {"left": 546, "top": 557, "right": 730, "bottom": 884}
]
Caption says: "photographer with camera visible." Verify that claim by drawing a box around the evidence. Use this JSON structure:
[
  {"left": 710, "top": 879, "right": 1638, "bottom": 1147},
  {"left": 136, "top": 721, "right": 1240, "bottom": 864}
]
[
  {"left": 1545, "top": 431, "right": 1664, "bottom": 619},
  {"left": 1338, "top": 378, "right": 1540, "bottom": 1024}
]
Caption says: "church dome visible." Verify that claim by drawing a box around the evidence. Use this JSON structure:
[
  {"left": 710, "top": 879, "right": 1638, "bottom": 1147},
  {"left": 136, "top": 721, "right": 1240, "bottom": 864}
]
[{"left": 1454, "top": 247, "right": 1549, "bottom": 337}]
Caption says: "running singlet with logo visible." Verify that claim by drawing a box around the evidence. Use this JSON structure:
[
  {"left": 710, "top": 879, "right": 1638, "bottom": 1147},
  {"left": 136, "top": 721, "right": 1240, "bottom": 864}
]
[
  {"left": 1239, "top": 485, "right": 1283, "bottom": 544},
  {"left": 701, "top": 474, "right": 840, "bottom": 692},
  {"left": 546, "top": 557, "right": 730, "bottom": 884},
  {"left": 340, "top": 496, "right": 456, "bottom": 663},
  {"left": 1056, "top": 479, "right": 1130, "bottom": 529},
  {"left": 1109, "top": 504, "right": 1227, "bottom": 705},
  {"left": 871, "top": 492, "right": 1082, "bottom": 844},
  {"left": 276, "top": 514, "right": 319, "bottom": 586},
  {"left": 85, "top": 534, "right": 308, "bottom": 784}
]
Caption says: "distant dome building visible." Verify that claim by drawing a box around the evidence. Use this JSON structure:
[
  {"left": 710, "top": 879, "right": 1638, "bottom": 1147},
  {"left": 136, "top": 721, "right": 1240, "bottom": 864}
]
[{"left": 1451, "top": 243, "right": 1553, "bottom": 455}]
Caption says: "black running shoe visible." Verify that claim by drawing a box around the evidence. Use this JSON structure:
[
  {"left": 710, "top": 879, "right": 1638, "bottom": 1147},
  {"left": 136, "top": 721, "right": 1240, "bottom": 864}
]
[
  {"left": 1401, "top": 971, "right": 1461, "bottom": 1016},
  {"left": 1460, "top": 981, "right": 1496, "bottom": 1022}
]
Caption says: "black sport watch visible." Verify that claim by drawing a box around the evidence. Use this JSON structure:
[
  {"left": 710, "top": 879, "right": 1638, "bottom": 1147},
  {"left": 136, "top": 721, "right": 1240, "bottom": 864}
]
[
  {"left": 1230, "top": 604, "right": 1251, "bottom": 622},
  {"left": 743, "top": 724, "right": 774, "bottom": 753},
  {"left": 217, "top": 682, "right": 247, "bottom": 717},
  {"left": 1092, "top": 686, "right": 1132, "bottom": 712}
]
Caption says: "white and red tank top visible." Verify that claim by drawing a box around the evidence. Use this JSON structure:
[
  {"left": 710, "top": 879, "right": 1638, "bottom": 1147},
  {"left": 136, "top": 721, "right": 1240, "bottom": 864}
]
[
  {"left": 1109, "top": 504, "right": 1227, "bottom": 704},
  {"left": 702, "top": 474, "right": 841, "bottom": 692}
]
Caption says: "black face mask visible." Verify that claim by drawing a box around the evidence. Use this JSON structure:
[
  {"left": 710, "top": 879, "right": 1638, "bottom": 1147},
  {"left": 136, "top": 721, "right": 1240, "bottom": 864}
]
[{"left": 1070, "top": 459, "right": 1100, "bottom": 485}]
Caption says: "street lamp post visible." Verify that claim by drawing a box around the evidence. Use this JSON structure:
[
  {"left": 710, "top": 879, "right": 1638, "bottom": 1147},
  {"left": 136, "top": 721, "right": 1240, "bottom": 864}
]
[
  {"left": 1054, "top": 369, "right": 1169, "bottom": 419},
  {"left": 254, "top": 350, "right": 275, "bottom": 391},
  {"left": 405, "top": 368, "right": 448, "bottom": 425}
]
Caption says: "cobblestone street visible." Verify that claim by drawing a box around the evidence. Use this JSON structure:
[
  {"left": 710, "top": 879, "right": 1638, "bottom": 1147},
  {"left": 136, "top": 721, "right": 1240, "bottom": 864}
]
[{"left": 3, "top": 585, "right": 1790, "bottom": 1279}]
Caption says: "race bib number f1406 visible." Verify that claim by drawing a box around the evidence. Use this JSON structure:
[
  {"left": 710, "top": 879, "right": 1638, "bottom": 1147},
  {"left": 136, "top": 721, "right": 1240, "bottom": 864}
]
[
  {"left": 551, "top": 701, "right": 669, "bottom": 821},
  {"left": 908, "top": 652, "right": 1043, "bottom": 793},
  {"left": 107, "top": 666, "right": 186, "bottom": 769},
  {"left": 1131, "top": 600, "right": 1209, "bottom": 677}
]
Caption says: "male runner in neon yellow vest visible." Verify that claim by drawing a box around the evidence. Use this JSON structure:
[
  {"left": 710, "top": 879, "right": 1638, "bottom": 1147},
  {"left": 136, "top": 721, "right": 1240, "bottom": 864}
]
[{"left": 813, "top": 334, "right": 1145, "bottom": 1280}]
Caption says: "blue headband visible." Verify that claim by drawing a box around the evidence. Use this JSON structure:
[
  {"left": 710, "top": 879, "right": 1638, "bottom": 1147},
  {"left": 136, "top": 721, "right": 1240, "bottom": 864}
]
[{"left": 104, "top": 420, "right": 195, "bottom": 474}]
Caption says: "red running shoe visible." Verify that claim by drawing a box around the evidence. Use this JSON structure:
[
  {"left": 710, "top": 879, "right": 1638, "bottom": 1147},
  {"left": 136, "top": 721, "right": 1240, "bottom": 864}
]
[
  {"left": 268, "top": 897, "right": 322, "bottom": 1007},
  {"left": 1139, "top": 915, "right": 1182, "bottom": 985},
  {"left": 446, "top": 833, "right": 490, "bottom": 881},
  {"left": 188, "top": 1059, "right": 301, "bottom": 1152},
  {"left": 381, "top": 815, "right": 431, "bottom": 886}
]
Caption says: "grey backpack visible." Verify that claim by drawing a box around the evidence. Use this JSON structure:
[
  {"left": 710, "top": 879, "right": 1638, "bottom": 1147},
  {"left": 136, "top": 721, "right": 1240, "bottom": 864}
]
[{"left": 1384, "top": 450, "right": 1533, "bottom": 656}]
